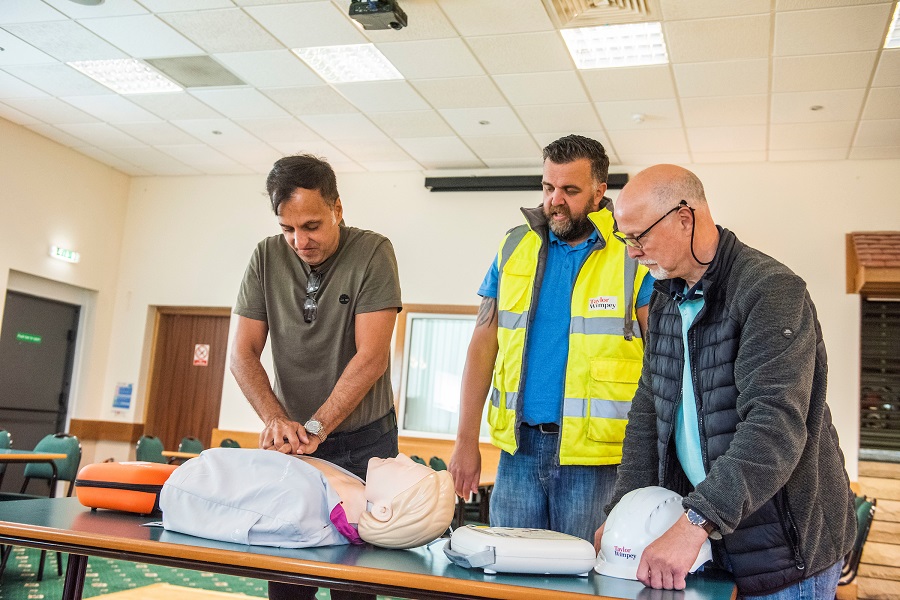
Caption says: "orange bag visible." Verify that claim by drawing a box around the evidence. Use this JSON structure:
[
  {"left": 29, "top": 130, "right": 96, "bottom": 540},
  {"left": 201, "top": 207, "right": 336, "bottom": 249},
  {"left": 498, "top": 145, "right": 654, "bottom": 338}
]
[{"left": 75, "top": 461, "right": 178, "bottom": 515}]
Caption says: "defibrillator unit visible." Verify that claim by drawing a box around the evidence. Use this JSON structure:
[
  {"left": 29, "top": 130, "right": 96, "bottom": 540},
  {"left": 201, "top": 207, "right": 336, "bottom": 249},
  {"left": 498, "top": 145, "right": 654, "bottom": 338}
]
[{"left": 443, "top": 525, "right": 597, "bottom": 576}]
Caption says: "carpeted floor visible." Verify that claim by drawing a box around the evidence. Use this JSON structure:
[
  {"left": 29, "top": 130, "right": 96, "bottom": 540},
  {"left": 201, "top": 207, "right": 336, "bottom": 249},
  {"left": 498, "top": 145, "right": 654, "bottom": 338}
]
[{"left": 0, "top": 547, "right": 409, "bottom": 600}]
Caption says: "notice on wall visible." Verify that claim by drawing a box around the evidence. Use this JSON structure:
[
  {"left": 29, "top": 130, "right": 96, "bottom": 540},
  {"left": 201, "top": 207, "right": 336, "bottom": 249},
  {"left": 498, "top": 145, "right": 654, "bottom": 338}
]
[
  {"left": 193, "top": 344, "right": 209, "bottom": 367},
  {"left": 113, "top": 383, "right": 133, "bottom": 410}
]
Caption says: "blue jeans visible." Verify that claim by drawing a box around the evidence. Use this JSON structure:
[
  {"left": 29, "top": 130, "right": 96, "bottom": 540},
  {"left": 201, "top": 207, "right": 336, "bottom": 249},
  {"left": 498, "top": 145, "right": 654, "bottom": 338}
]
[
  {"left": 489, "top": 423, "right": 617, "bottom": 542},
  {"left": 740, "top": 559, "right": 843, "bottom": 600}
]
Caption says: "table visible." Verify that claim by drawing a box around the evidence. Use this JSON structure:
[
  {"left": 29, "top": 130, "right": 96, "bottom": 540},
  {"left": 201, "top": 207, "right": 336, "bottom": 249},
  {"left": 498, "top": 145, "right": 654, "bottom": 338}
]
[
  {"left": 0, "top": 498, "right": 736, "bottom": 600},
  {"left": 160, "top": 451, "right": 199, "bottom": 461},
  {"left": 0, "top": 449, "right": 68, "bottom": 491}
]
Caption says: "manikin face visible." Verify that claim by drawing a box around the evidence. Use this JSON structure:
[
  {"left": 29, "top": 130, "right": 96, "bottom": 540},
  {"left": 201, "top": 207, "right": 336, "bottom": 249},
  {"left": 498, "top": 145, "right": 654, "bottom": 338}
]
[
  {"left": 278, "top": 188, "right": 343, "bottom": 268},
  {"left": 364, "top": 454, "right": 433, "bottom": 521}
]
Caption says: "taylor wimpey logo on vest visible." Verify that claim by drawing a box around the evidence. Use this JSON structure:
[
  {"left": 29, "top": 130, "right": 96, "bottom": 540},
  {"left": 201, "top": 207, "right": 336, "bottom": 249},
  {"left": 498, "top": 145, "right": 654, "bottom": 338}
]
[
  {"left": 613, "top": 545, "right": 636, "bottom": 560},
  {"left": 589, "top": 296, "right": 618, "bottom": 311}
]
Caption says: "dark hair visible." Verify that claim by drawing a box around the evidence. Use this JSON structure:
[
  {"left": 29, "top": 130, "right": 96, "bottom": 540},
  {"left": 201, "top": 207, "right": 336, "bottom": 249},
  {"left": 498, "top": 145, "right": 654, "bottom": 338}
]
[
  {"left": 266, "top": 154, "right": 339, "bottom": 214},
  {"left": 542, "top": 134, "right": 609, "bottom": 184}
]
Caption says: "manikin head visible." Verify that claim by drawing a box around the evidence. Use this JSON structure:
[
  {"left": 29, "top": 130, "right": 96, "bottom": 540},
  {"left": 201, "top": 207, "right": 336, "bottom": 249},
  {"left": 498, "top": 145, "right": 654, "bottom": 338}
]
[{"left": 357, "top": 454, "right": 455, "bottom": 550}]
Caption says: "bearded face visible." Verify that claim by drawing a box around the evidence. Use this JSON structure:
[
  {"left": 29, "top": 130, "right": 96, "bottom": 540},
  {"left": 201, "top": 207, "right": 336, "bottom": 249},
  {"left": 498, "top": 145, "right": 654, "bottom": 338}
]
[{"left": 544, "top": 197, "right": 596, "bottom": 242}]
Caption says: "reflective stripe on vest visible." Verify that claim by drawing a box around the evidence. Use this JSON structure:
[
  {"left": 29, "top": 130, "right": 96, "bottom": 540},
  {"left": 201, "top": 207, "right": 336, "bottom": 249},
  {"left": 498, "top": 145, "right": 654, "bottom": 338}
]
[{"left": 563, "top": 397, "right": 632, "bottom": 420}]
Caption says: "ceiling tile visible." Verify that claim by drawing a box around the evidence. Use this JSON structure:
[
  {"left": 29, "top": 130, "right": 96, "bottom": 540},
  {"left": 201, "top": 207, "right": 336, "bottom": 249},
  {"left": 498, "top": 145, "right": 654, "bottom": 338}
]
[
  {"left": 466, "top": 32, "right": 572, "bottom": 74},
  {"left": 216, "top": 140, "right": 283, "bottom": 165},
  {"left": 127, "top": 92, "right": 224, "bottom": 120},
  {"left": 268, "top": 140, "right": 355, "bottom": 167},
  {"left": 331, "top": 138, "right": 412, "bottom": 163},
  {"left": 42, "top": 0, "right": 147, "bottom": 19},
  {"left": 482, "top": 157, "right": 544, "bottom": 169},
  {"left": 213, "top": 50, "right": 322, "bottom": 88},
  {"left": 334, "top": 80, "right": 429, "bottom": 113},
  {"left": 189, "top": 88, "right": 289, "bottom": 119},
  {"left": 0, "top": 70, "right": 48, "bottom": 99},
  {"left": 440, "top": 0, "right": 554, "bottom": 36},
  {"left": 102, "top": 146, "right": 200, "bottom": 175},
  {"left": 532, "top": 131, "right": 611, "bottom": 150},
  {"left": 2, "top": 63, "right": 113, "bottom": 96},
  {"left": 359, "top": 160, "right": 424, "bottom": 172},
  {"left": 439, "top": 106, "right": 526, "bottom": 136},
  {"left": 115, "top": 121, "right": 203, "bottom": 146},
  {"left": 244, "top": 2, "right": 366, "bottom": 48},
  {"left": 515, "top": 103, "right": 602, "bottom": 133},
  {"left": 262, "top": 86, "right": 358, "bottom": 116},
  {"left": 872, "top": 50, "right": 900, "bottom": 86},
  {"left": 3, "top": 20, "right": 126, "bottom": 62},
  {"left": 78, "top": 15, "right": 202, "bottom": 58},
  {"left": 156, "top": 143, "right": 249, "bottom": 173},
  {"left": 26, "top": 123, "right": 88, "bottom": 146},
  {"left": 233, "top": 117, "right": 322, "bottom": 145},
  {"left": 394, "top": 136, "right": 483, "bottom": 170},
  {"left": 0, "top": 2, "right": 66, "bottom": 24},
  {"left": 862, "top": 87, "right": 900, "bottom": 119},
  {"left": 0, "top": 102, "right": 40, "bottom": 125},
  {"left": 0, "top": 29, "right": 57, "bottom": 65},
  {"left": 581, "top": 66, "right": 674, "bottom": 101},
  {"left": 686, "top": 125, "right": 767, "bottom": 152},
  {"left": 462, "top": 135, "right": 540, "bottom": 159},
  {"left": 771, "top": 89, "right": 866, "bottom": 123},
  {"left": 616, "top": 152, "right": 691, "bottom": 166},
  {"left": 362, "top": 1, "right": 458, "bottom": 42},
  {"left": 57, "top": 122, "right": 143, "bottom": 146},
  {"left": 139, "top": 0, "right": 235, "bottom": 12},
  {"left": 61, "top": 95, "right": 162, "bottom": 123},
  {"left": 691, "top": 150, "right": 768, "bottom": 163},
  {"left": 659, "top": 0, "right": 770, "bottom": 20},
  {"left": 300, "top": 113, "right": 389, "bottom": 141},
  {"left": 855, "top": 119, "right": 900, "bottom": 146},
  {"left": 664, "top": 15, "right": 770, "bottom": 63},
  {"left": 773, "top": 51, "right": 878, "bottom": 92},
  {"left": 607, "top": 128, "right": 688, "bottom": 154},
  {"left": 160, "top": 9, "right": 283, "bottom": 53},
  {"left": 170, "top": 118, "right": 260, "bottom": 145},
  {"left": 681, "top": 95, "right": 768, "bottom": 127},
  {"left": 493, "top": 71, "right": 587, "bottom": 105},
  {"left": 377, "top": 39, "right": 483, "bottom": 79},
  {"left": 3, "top": 96, "right": 98, "bottom": 124},
  {"left": 596, "top": 99, "right": 682, "bottom": 130},
  {"left": 777, "top": 0, "right": 895, "bottom": 9},
  {"left": 774, "top": 4, "right": 892, "bottom": 56},
  {"left": 769, "top": 121, "right": 856, "bottom": 149},
  {"left": 673, "top": 60, "right": 769, "bottom": 97},
  {"left": 74, "top": 146, "right": 149, "bottom": 176},
  {"left": 849, "top": 145, "right": 900, "bottom": 159},
  {"left": 769, "top": 148, "right": 849, "bottom": 161},
  {"left": 410, "top": 76, "right": 508, "bottom": 109},
  {"left": 367, "top": 111, "right": 455, "bottom": 138}
]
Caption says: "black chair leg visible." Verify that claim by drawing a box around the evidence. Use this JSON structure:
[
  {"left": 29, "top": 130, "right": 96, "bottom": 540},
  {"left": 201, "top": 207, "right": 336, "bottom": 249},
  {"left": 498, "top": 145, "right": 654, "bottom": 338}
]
[
  {"left": 57, "top": 551, "right": 63, "bottom": 576},
  {"left": 0, "top": 544, "right": 11, "bottom": 579},
  {"left": 37, "top": 549, "right": 45, "bottom": 581}
]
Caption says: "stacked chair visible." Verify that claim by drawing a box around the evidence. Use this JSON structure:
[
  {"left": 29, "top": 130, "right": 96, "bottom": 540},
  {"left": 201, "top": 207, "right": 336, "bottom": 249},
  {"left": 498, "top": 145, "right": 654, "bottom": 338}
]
[{"left": 135, "top": 435, "right": 166, "bottom": 464}]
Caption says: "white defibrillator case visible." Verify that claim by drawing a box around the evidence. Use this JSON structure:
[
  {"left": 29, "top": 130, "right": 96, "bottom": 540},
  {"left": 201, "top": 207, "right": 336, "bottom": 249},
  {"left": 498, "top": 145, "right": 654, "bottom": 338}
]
[{"left": 443, "top": 525, "right": 597, "bottom": 576}]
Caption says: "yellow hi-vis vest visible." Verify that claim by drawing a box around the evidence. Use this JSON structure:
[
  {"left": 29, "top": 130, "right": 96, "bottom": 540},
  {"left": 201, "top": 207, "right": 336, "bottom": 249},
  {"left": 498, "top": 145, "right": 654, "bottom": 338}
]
[{"left": 488, "top": 205, "right": 649, "bottom": 466}]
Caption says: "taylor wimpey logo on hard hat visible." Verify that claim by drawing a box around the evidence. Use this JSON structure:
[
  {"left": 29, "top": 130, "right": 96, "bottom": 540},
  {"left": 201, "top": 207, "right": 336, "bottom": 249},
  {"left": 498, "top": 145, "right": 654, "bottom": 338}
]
[
  {"left": 613, "top": 545, "right": 636, "bottom": 560},
  {"left": 589, "top": 296, "right": 618, "bottom": 311}
]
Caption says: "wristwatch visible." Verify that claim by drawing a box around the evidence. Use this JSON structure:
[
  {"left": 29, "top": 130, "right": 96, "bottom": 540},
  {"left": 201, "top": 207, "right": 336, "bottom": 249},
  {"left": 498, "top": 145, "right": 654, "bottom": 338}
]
[
  {"left": 303, "top": 419, "right": 327, "bottom": 443},
  {"left": 685, "top": 508, "right": 722, "bottom": 540}
]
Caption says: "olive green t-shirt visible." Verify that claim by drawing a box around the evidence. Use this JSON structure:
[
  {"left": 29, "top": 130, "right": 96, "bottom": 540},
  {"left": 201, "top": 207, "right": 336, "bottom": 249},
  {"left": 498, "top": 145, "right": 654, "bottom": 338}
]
[{"left": 234, "top": 226, "right": 402, "bottom": 433}]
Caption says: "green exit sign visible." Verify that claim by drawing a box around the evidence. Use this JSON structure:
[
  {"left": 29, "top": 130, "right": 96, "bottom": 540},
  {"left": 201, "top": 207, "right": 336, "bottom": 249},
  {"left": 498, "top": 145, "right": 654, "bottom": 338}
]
[{"left": 16, "top": 333, "right": 42, "bottom": 344}]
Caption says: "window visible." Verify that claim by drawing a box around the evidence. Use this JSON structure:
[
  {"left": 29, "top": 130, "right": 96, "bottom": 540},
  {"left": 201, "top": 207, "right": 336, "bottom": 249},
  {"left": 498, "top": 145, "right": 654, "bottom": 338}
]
[
  {"left": 860, "top": 298, "right": 900, "bottom": 455},
  {"left": 395, "top": 305, "right": 490, "bottom": 440}
]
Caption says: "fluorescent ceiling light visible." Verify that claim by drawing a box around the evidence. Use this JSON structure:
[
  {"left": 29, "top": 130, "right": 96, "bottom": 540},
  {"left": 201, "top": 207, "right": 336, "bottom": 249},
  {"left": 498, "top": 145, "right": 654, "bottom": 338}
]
[
  {"left": 886, "top": 2, "right": 900, "bottom": 49},
  {"left": 67, "top": 59, "right": 182, "bottom": 94},
  {"left": 561, "top": 22, "right": 668, "bottom": 69},
  {"left": 292, "top": 44, "right": 403, "bottom": 83}
]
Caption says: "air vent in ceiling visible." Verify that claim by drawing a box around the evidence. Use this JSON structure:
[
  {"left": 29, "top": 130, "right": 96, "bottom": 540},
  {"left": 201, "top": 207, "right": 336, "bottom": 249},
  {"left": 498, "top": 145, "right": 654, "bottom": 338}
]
[
  {"left": 145, "top": 56, "right": 245, "bottom": 88},
  {"left": 543, "top": 0, "right": 660, "bottom": 28}
]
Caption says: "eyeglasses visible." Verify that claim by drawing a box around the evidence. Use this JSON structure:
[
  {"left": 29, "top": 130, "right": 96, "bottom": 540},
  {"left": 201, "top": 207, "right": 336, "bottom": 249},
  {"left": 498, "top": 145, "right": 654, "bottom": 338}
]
[
  {"left": 303, "top": 270, "right": 321, "bottom": 323},
  {"left": 612, "top": 200, "right": 689, "bottom": 249}
]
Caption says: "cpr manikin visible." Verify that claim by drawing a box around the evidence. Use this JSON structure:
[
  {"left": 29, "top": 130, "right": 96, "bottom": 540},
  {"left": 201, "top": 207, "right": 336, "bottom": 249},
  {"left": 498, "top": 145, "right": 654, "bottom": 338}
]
[{"left": 159, "top": 448, "right": 455, "bottom": 550}]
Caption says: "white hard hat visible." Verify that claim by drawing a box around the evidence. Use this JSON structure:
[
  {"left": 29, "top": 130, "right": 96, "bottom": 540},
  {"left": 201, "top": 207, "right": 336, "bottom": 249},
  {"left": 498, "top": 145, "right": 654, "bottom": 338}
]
[{"left": 595, "top": 486, "right": 713, "bottom": 580}]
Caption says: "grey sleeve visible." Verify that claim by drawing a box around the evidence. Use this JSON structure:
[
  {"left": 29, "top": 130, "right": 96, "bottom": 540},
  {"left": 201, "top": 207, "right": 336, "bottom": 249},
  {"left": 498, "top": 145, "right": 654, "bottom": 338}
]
[
  {"left": 686, "top": 270, "right": 817, "bottom": 534},
  {"left": 355, "top": 238, "right": 402, "bottom": 314},
  {"left": 234, "top": 245, "right": 267, "bottom": 322}
]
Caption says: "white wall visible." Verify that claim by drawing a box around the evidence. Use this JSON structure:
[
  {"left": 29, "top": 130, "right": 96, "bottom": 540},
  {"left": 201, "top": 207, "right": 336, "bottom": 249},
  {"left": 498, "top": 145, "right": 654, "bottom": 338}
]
[
  {"left": 108, "top": 158, "right": 900, "bottom": 480},
  {"left": 0, "top": 120, "right": 130, "bottom": 432}
]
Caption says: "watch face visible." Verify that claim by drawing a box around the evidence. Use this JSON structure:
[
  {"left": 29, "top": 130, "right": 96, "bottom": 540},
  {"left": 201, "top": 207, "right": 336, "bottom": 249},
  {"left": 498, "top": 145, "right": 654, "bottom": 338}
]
[
  {"left": 305, "top": 420, "right": 322, "bottom": 434},
  {"left": 687, "top": 509, "right": 706, "bottom": 526}
]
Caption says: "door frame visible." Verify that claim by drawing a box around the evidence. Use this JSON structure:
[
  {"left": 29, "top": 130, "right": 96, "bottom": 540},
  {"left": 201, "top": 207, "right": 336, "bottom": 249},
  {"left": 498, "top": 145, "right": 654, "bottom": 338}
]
[{"left": 142, "top": 306, "right": 232, "bottom": 445}]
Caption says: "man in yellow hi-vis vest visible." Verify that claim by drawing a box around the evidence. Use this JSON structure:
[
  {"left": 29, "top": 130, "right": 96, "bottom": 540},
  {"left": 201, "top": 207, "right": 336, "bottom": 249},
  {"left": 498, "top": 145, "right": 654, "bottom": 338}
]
[{"left": 450, "top": 135, "right": 653, "bottom": 542}]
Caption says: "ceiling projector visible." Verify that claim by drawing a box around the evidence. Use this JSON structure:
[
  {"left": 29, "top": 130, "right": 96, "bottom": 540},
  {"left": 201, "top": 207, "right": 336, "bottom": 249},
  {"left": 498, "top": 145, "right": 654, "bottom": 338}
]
[{"left": 349, "top": 1, "right": 407, "bottom": 30}]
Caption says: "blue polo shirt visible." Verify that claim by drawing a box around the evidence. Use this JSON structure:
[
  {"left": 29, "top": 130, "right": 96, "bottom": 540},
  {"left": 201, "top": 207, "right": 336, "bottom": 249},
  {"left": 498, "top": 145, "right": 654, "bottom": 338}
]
[
  {"left": 673, "top": 282, "right": 707, "bottom": 486},
  {"left": 479, "top": 230, "right": 654, "bottom": 426}
]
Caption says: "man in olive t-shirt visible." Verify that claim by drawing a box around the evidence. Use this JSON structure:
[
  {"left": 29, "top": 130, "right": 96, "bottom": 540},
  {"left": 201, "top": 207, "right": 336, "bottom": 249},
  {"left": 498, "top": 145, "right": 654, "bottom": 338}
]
[{"left": 230, "top": 154, "right": 402, "bottom": 600}]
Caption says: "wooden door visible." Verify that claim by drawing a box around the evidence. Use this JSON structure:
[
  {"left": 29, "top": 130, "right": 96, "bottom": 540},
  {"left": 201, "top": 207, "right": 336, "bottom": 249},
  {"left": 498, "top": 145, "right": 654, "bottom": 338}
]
[{"left": 144, "top": 308, "right": 230, "bottom": 450}]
